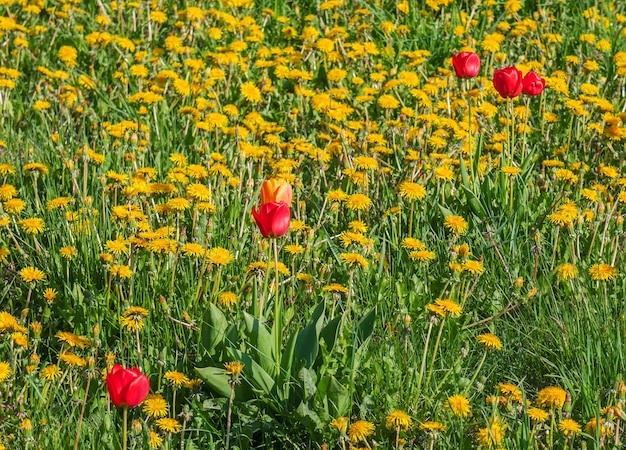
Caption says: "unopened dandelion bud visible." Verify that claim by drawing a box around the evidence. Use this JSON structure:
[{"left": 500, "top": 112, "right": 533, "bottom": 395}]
[
  {"left": 404, "top": 314, "right": 411, "bottom": 327},
  {"left": 598, "top": 202, "right": 605, "bottom": 215},
  {"left": 616, "top": 216, "right": 624, "bottom": 227},
  {"left": 514, "top": 277, "right": 524, "bottom": 289},
  {"left": 92, "top": 323, "right": 100, "bottom": 338},
  {"left": 563, "top": 391, "right": 573, "bottom": 415},
  {"left": 618, "top": 380, "right": 626, "bottom": 400},
  {"left": 21, "top": 308, "right": 29, "bottom": 318},
  {"left": 132, "top": 419, "right": 143, "bottom": 435},
  {"left": 534, "top": 230, "right": 541, "bottom": 245}
]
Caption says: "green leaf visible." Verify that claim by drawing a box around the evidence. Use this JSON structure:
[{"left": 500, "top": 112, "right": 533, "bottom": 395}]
[
  {"left": 295, "top": 402, "right": 324, "bottom": 432},
  {"left": 293, "top": 302, "right": 326, "bottom": 371},
  {"left": 298, "top": 367, "right": 318, "bottom": 400},
  {"left": 243, "top": 312, "right": 276, "bottom": 377},
  {"left": 194, "top": 366, "right": 254, "bottom": 402},
  {"left": 199, "top": 303, "right": 228, "bottom": 357},
  {"left": 319, "top": 316, "right": 341, "bottom": 354},
  {"left": 228, "top": 349, "right": 275, "bottom": 396},
  {"left": 327, "top": 376, "right": 350, "bottom": 418},
  {"left": 355, "top": 307, "right": 376, "bottom": 348}
]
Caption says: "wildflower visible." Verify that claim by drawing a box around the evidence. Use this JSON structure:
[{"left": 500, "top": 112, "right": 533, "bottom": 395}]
[
  {"left": 348, "top": 420, "right": 375, "bottom": 444},
  {"left": 120, "top": 307, "right": 149, "bottom": 332},
  {"left": 148, "top": 431, "right": 163, "bottom": 448},
  {"left": 585, "top": 417, "right": 609, "bottom": 436},
  {"left": 19, "top": 266, "right": 45, "bottom": 283},
  {"left": 56, "top": 331, "right": 92, "bottom": 349},
  {"left": 181, "top": 243, "right": 204, "bottom": 257},
  {"left": 402, "top": 237, "right": 425, "bottom": 250},
  {"left": 40, "top": 364, "right": 62, "bottom": 381},
  {"left": 558, "top": 418, "right": 581, "bottom": 436},
  {"left": 398, "top": 181, "right": 426, "bottom": 201},
  {"left": 60, "top": 246, "right": 77, "bottom": 259},
  {"left": 323, "top": 283, "right": 348, "bottom": 293},
  {"left": 463, "top": 260, "right": 485, "bottom": 274},
  {"left": 240, "top": 82, "right": 261, "bottom": 103},
  {"left": 345, "top": 193, "right": 372, "bottom": 211},
  {"left": 409, "top": 250, "right": 436, "bottom": 261},
  {"left": 477, "top": 418, "right": 506, "bottom": 448},
  {"left": 207, "top": 247, "right": 234, "bottom": 265},
  {"left": 536, "top": 386, "right": 567, "bottom": 410},
  {"left": 589, "top": 264, "right": 619, "bottom": 281},
  {"left": 340, "top": 252, "right": 369, "bottom": 269},
  {"left": 0, "top": 361, "right": 12, "bottom": 382},
  {"left": 477, "top": 333, "right": 503, "bottom": 350},
  {"left": 155, "top": 418, "right": 182, "bottom": 434},
  {"left": 164, "top": 371, "right": 190, "bottom": 388},
  {"left": 444, "top": 215, "right": 469, "bottom": 235},
  {"left": 385, "top": 410, "right": 412, "bottom": 431},
  {"left": 224, "top": 361, "right": 244, "bottom": 377},
  {"left": 218, "top": 292, "right": 239, "bottom": 308},
  {"left": 446, "top": 394, "right": 471, "bottom": 417},
  {"left": 60, "top": 352, "right": 86, "bottom": 367},
  {"left": 419, "top": 421, "right": 446, "bottom": 432},
  {"left": 498, "top": 383, "right": 523, "bottom": 403},
  {"left": 330, "top": 417, "right": 348, "bottom": 433},
  {"left": 426, "top": 299, "right": 463, "bottom": 318},
  {"left": 18, "top": 217, "right": 45, "bottom": 234},
  {"left": 43, "top": 288, "right": 57, "bottom": 304},
  {"left": 527, "top": 407, "right": 549, "bottom": 422},
  {"left": 556, "top": 263, "right": 578, "bottom": 280}
]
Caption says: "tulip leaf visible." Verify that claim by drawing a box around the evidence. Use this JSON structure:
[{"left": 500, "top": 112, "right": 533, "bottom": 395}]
[
  {"left": 319, "top": 316, "right": 341, "bottom": 354},
  {"left": 327, "top": 375, "right": 350, "bottom": 418},
  {"left": 194, "top": 366, "right": 254, "bottom": 401},
  {"left": 293, "top": 302, "right": 325, "bottom": 371},
  {"left": 199, "top": 302, "right": 228, "bottom": 357},
  {"left": 243, "top": 312, "right": 276, "bottom": 377},
  {"left": 228, "top": 348, "right": 275, "bottom": 396},
  {"left": 355, "top": 307, "right": 376, "bottom": 348}
]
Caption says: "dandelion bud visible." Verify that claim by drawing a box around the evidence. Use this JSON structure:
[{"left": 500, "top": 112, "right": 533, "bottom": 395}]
[
  {"left": 514, "top": 277, "right": 524, "bottom": 289},
  {"left": 404, "top": 314, "right": 411, "bottom": 327},
  {"left": 132, "top": 419, "right": 143, "bottom": 435}
]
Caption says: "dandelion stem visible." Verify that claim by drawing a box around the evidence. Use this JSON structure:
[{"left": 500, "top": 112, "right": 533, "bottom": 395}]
[
  {"left": 416, "top": 320, "right": 434, "bottom": 397},
  {"left": 73, "top": 376, "right": 91, "bottom": 450},
  {"left": 225, "top": 380, "right": 236, "bottom": 450}
]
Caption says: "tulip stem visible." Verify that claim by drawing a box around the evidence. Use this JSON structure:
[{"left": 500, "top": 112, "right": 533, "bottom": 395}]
[
  {"left": 122, "top": 406, "right": 128, "bottom": 450},
  {"left": 273, "top": 238, "right": 282, "bottom": 379}
]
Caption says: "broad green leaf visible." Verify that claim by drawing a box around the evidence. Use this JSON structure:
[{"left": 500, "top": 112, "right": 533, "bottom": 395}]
[
  {"left": 319, "top": 316, "right": 341, "bottom": 354},
  {"left": 243, "top": 312, "right": 276, "bottom": 377},
  {"left": 194, "top": 366, "right": 254, "bottom": 401},
  {"left": 327, "top": 376, "right": 350, "bottom": 418},
  {"left": 293, "top": 302, "right": 326, "bottom": 371},
  {"left": 355, "top": 307, "right": 376, "bottom": 348},
  {"left": 199, "top": 302, "right": 228, "bottom": 357},
  {"left": 298, "top": 367, "right": 317, "bottom": 400},
  {"left": 228, "top": 348, "right": 275, "bottom": 396}
]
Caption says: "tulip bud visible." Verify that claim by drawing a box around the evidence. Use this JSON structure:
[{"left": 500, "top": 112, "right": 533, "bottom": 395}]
[
  {"left": 452, "top": 52, "right": 481, "bottom": 78},
  {"left": 106, "top": 364, "right": 150, "bottom": 408},
  {"left": 493, "top": 66, "right": 523, "bottom": 98},
  {"left": 251, "top": 202, "right": 291, "bottom": 238},
  {"left": 522, "top": 71, "right": 546, "bottom": 96},
  {"left": 260, "top": 179, "right": 293, "bottom": 205}
]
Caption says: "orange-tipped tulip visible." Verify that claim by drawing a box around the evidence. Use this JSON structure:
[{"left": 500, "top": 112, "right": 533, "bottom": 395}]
[
  {"left": 251, "top": 202, "right": 290, "bottom": 238},
  {"left": 261, "top": 179, "right": 292, "bottom": 205}
]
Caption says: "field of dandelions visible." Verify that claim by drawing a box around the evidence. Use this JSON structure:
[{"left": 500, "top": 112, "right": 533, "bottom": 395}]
[{"left": 1, "top": 0, "right": 626, "bottom": 448}]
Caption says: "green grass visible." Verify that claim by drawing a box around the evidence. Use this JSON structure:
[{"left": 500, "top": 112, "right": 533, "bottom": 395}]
[{"left": 0, "top": 0, "right": 625, "bottom": 449}]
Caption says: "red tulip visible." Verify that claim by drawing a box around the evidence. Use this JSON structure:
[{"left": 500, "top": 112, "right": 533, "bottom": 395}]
[
  {"left": 522, "top": 71, "right": 545, "bottom": 96},
  {"left": 493, "top": 66, "right": 523, "bottom": 98},
  {"left": 106, "top": 364, "right": 150, "bottom": 408},
  {"left": 251, "top": 202, "right": 290, "bottom": 238},
  {"left": 261, "top": 179, "right": 292, "bottom": 205},
  {"left": 452, "top": 52, "right": 481, "bottom": 78}
]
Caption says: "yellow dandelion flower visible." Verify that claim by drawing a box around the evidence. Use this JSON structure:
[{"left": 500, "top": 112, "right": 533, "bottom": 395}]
[
  {"left": 477, "top": 418, "right": 506, "bottom": 449},
  {"left": 55, "top": 331, "right": 91, "bottom": 349},
  {"left": 589, "top": 264, "right": 618, "bottom": 281},
  {"left": 224, "top": 361, "right": 244, "bottom": 377},
  {"left": 463, "top": 260, "right": 485, "bottom": 275},
  {"left": 60, "top": 246, "right": 77, "bottom": 259},
  {"left": 40, "top": 364, "right": 61, "bottom": 381},
  {"left": 398, "top": 181, "right": 426, "bottom": 201},
  {"left": 120, "top": 306, "right": 149, "bottom": 332},
  {"left": 218, "top": 292, "right": 239, "bottom": 308},
  {"left": 164, "top": 371, "right": 190, "bottom": 387},
  {"left": 60, "top": 352, "right": 86, "bottom": 367},
  {"left": 19, "top": 266, "right": 45, "bottom": 283},
  {"left": 558, "top": 418, "right": 581, "bottom": 436},
  {"left": 155, "top": 418, "right": 182, "bottom": 434},
  {"left": 556, "top": 263, "right": 578, "bottom": 280},
  {"left": 330, "top": 417, "right": 348, "bottom": 433},
  {"left": 43, "top": 288, "right": 57, "bottom": 304},
  {"left": 409, "top": 250, "right": 436, "bottom": 261},
  {"left": 446, "top": 394, "right": 471, "bottom": 418},
  {"left": 240, "top": 81, "right": 262, "bottom": 103},
  {"left": 385, "top": 410, "right": 412, "bottom": 431},
  {"left": 527, "top": 407, "right": 549, "bottom": 422},
  {"left": 419, "top": 421, "right": 446, "bottom": 432},
  {"left": 402, "top": 237, "right": 425, "bottom": 250},
  {"left": 444, "top": 215, "right": 469, "bottom": 235},
  {"left": 207, "top": 247, "right": 234, "bottom": 265},
  {"left": 340, "top": 252, "right": 369, "bottom": 269},
  {"left": 536, "top": 386, "right": 567, "bottom": 410},
  {"left": 148, "top": 430, "right": 163, "bottom": 448},
  {"left": 348, "top": 420, "right": 375, "bottom": 444},
  {"left": 477, "top": 333, "right": 502, "bottom": 350},
  {"left": 345, "top": 193, "right": 372, "bottom": 211},
  {"left": 0, "top": 361, "right": 12, "bottom": 382},
  {"left": 18, "top": 217, "right": 45, "bottom": 234},
  {"left": 322, "top": 283, "right": 348, "bottom": 293}
]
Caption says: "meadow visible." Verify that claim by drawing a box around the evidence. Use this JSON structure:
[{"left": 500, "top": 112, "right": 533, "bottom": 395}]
[{"left": 0, "top": 0, "right": 625, "bottom": 448}]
